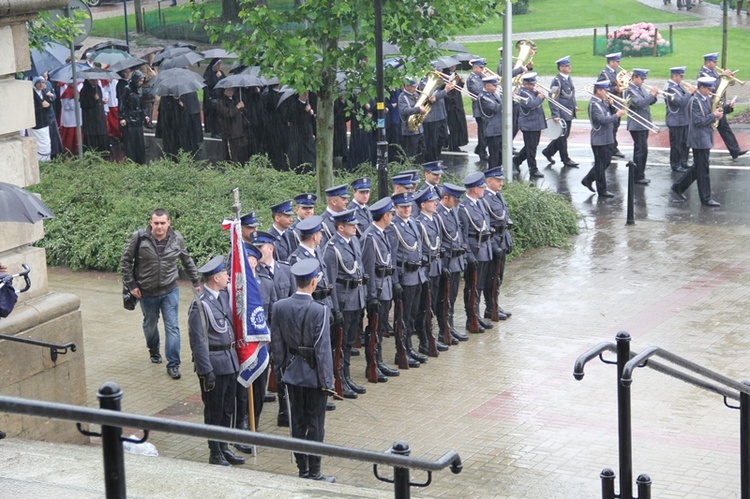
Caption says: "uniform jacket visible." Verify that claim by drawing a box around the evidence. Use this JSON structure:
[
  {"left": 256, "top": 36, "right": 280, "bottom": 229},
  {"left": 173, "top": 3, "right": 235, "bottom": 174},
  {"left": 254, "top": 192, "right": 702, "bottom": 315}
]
[
  {"left": 387, "top": 216, "right": 427, "bottom": 286},
  {"left": 478, "top": 90, "right": 503, "bottom": 137},
  {"left": 319, "top": 209, "right": 337, "bottom": 246},
  {"left": 436, "top": 203, "right": 466, "bottom": 273},
  {"left": 549, "top": 73, "right": 576, "bottom": 121},
  {"left": 423, "top": 88, "right": 448, "bottom": 123},
  {"left": 360, "top": 224, "right": 394, "bottom": 302},
  {"left": 324, "top": 233, "right": 366, "bottom": 312},
  {"left": 347, "top": 200, "right": 373, "bottom": 238},
  {"left": 458, "top": 196, "right": 492, "bottom": 263},
  {"left": 517, "top": 88, "right": 547, "bottom": 132},
  {"left": 697, "top": 66, "right": 733, "bottom": 115},
  {"left": 624, "top": 83, "right": 656, "bottom": 132},
  {"left": 665, "top": 81, "right": 691, "bottom": 127},
  {"left": 271, "top": 293, "right": 333, "bottom": 390},
  {"left": 588, "top": 97, "right": 618, "bottom": 147},
  {"left": 120, "top": 226, "right": 200, "bottom": 297},
  {"left": 687, "top": 93, "right": 717, "bottom": 150},
  {"left": 467, "top": 71, "right": 484, "bottom": 118},
  {"left": 289, "top": 244, "right": 339, "bottom": 311},
  {"left": 415, "top": 212, "right": 442, "bottom": 278},
  {"left": 257, "top": 272, "right": 277, "bottom": 324},
  {"left": 257, "top": 260, "right": 296, "bottom": 301},
  {"left": 188, "top": 286, "right": 240, "bottom": 376},
  {"left": 269, "top": 225, "right": 295, "bottom": 263},
  {"left": 598, "top": 66, "right": 621, "bottom": 95},
  {"left": 398, "top": 89, "right": 423, "bottom": 135},
  {"left": 484, "top": 189, "right": 513, "bottom": 253}
]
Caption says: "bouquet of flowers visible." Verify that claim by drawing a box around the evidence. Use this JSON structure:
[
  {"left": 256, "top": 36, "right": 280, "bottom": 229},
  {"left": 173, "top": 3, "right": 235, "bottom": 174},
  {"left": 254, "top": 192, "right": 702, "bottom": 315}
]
[{"left": 606, "top": 22, "right": 671, "bottom": 57}]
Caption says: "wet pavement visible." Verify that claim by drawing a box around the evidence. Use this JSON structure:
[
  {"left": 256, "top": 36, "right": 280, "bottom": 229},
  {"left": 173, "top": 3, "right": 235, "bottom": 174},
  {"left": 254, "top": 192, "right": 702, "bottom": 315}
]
[{"left": 40, "top": 126, "right": 750, "bottom": 497}]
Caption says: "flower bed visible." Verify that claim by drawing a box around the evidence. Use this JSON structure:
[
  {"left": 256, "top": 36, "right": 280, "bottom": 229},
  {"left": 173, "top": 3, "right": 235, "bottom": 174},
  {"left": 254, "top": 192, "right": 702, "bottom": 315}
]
[{"left": 606, "top": 22, "right": 672, "bottom": 57}]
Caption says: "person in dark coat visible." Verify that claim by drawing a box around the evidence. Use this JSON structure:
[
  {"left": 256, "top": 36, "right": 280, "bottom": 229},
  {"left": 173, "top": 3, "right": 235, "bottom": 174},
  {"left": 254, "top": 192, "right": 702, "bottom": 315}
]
[
  {"left": 242, "top": 86, "right": 263, "bottom": 157},
  {"left": 288, "top": 91, "right": 317, "bottom": 171},
  {"left": 261, "top": 84, "right": 290, "bottom": 170},
  {"left": 187, "top": 256, "right": 245, "bottom": 467},
  {"left": 444, "top": 67, "right": 469, "bottom": 152},
  {"left": 203, "top": 59, "right": 225, "bottom": 137},
  {"left": 80, "top": 79, "right": 109, "bottom": 154},
  {"left": 155, "top": 96, "right": 187, "bottom": 158},
  {"left": 333, "top": 97, "right": 349, "bottom": 167},
  {"left": 347, "top": 100, "right": 376, "bottom": 170},
  {"left": 271, "top": 259, "right": 336, "bottom": 483},
  {"left": 385, "top": 87, "right": 402, "bottom": 160},
  {"left": 181, "top": 91, "right": 204, "bottom": 155},
  {"left": 119, "top": 70, "right": 150, "bottom": 165},
  {"left": 216, "top": 87, "right": 249, "bottom": 164}
]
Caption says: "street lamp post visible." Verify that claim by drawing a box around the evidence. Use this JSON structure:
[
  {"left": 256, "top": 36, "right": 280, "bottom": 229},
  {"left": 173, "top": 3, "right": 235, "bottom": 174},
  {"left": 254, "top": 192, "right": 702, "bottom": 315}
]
[{"left": 374, "top": 0, "right": 389, "bottom": 200}]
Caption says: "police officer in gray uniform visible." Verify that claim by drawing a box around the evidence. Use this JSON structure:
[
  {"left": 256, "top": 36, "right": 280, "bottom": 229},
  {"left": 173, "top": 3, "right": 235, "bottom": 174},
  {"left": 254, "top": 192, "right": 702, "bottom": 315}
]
[
  {"left": 597, "top": 52, "right": 626, "bottom": 158},
  {"left": 360, "top": 197, "right": 399, "bottom": 379},
  {"left": 320, "top": 184, "right": 350, "bottom": 246},
  {"left": 436, "top": 183, "right": 469, "bottom": 343},
  {"left": 467, "top": 58, "right": 489, "bottom": 161},
  {"left": 514, "top": 72, "right": 547, "bottom": 178},
  {"left": 387, "top": 192, "right": 427, "bottom": 367},
  {"left": 268, "top": 200, "right": 296, "bottom": 262},
  {"left": 187, "top": 256, "right": 244, "bottom": 467},
  {"left": 542, "top": 56, "right": 579, "bottom": 168},
  {"left": 271, "top": 259, "right": 335, "bottom": 483},
  {"left": 624, "top": 68, "right": 658, "bottom": 185},
  {"left": 582, "top": 81, "right": 627, "bottom": 197},
  {"left": 347, "top": 177, "right": 372, "bottom": 237},
  {"left": 290, "top": 193, "right": 317, "bottom": 247},
  {"left": 458, "top": 172, "right": 494, "bottom": 333},
  {"left": 477, "top": 75, "right": 503, "bottom": 169},
  {"left": 664, "top": 67, "right": 694, "bottom": 172},
  {"left": 288, "top": 216, "right": 341, "bottom": 410},
  {"left": 483, "top": 168, "right": 513, "bottom": 321},
  {"left": 672, "top": 76, "right": 724, "bottom": 207},
  {"left": 398, "top": 77, "right": 426, "bottom": 162},
  {"left": 324, "top": 209, "right": 367, "bottom": 398},
  {"left": 414, "top": 188, "right": 448, "bottom": 355},
  {"left": 422, "top": 72, "right": 454, "bottom": 163}
]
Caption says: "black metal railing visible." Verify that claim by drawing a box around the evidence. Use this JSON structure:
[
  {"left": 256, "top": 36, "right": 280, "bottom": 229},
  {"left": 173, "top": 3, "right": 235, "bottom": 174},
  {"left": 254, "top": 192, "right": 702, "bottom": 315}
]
[
  {"left": 0, "top": 334, "right": 76, "bottom": 362},
  {"left": 574, "top": 331, "right": 750, "bottom": 499},
  {"left": 0, "top": 382, "right": 462, "bottom": 498}
]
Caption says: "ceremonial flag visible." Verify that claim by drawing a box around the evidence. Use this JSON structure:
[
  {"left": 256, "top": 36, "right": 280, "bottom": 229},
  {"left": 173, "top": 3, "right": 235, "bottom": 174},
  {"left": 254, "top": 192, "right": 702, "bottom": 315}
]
[{"left": 226, "top": 219, "right": 270, "bottom": 387}]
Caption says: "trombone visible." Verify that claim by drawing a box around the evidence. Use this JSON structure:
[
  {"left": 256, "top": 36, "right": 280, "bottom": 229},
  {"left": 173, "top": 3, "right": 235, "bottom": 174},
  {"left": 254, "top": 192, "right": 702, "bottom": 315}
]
[
  {"left": 534, "top": 82, "right": 573, "bottom": 115},
  {"left": 583, "top": 83, "right": 660, "bottom": 134},
  {"left": 436, "top": 72, "right": 478, "bottom": 100}
]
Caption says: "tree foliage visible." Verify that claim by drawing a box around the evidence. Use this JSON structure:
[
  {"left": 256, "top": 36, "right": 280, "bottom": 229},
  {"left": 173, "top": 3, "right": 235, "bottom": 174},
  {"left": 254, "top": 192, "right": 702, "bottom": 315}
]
[{"left": 27, "top": 11, "right": 88, "bottom": 52}]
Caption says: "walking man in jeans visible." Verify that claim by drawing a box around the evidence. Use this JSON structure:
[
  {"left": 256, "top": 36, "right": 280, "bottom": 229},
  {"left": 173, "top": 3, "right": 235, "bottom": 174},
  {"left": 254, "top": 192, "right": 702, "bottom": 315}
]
[{"left": 121, "top": 208, "right": 201, "bottom": 379}]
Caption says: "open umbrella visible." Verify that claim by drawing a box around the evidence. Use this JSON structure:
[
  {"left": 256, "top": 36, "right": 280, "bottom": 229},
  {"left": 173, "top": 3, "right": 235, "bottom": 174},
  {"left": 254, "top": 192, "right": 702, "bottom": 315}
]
[
  {"left": 153, "top": 47, "right": 193, "bottom": 64},
  {"left": 164, "top": 41, "right": 198, "bottom": 51},
  {"left": 29, "top": 41, "right": 69, "bottom": 76},
  {"left": 214, "top": 74, "right": 264, "bottom": 89},
  {"left": 0, "top": 182, "right": 55, "bottom": 224},
  {"left": 48, "top": 62, "right": 91, "bottom": 83},
  {"left": 135, "top": 47, "right": 162, "bottom": 59},
  {"left": 76, "top": 67, "right": 120, "bottom": 81},
  {"left": 85, "top": 41, "right": 130, "bottom": 54},
  {"left": 432, "top": 55, "right": 461, "bottom": 70},
  {"left": 438, "top": 40, "right": 469, "bottom": 53},
  {"left": 275, "top": 85, "right": 296, "bottom": 108},
  {"left": 382, "top": 42, "right": 400, "bottom": 56},
  {"left": 90, "top": 48, "right": 132, "bottom": 67},
  {"left": 149, "top": 68, "right": 206, "bottom": 97},
  {"left": 158, "top": 51, "right": 204, "bottom": 71},
  {"left": 108, "top": 57, "right": 146, "bottom": 73},
  {"left": 202, "top": 48, "right": 238, "bottom": 59}
]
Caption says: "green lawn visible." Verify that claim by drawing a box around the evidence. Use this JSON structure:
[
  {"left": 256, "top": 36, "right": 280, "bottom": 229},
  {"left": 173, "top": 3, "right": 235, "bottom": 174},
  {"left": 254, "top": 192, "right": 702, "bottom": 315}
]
[
  {"left": 464, "top": 27, "right": 750, "bottom": 78},
  {"left": 473, "top": 0, "right": 691, "bottom": 36},
  {"left": 90, "top": 1, "right": 221, "bottom": 39}
]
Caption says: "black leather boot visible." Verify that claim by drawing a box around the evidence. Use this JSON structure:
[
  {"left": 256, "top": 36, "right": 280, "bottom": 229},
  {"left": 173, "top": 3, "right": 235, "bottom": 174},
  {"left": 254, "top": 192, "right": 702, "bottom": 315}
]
[
  {"left": 339, "top": 364, "right": 358, "bottom": 399},
  {"left": 209, "top": 442, "right": 231, "bottom": 466},
  {"left": 308, "top": 460, "right": 336, "bottom": 483},
  {"left": 220, "top": 442, "right": 246, "bottom": 465},
  {"left": 449, "top": 317, "right": 469, "bottom": 341},
  {"left": 344, "top": 364, "right": 366, "bottom": 394},
  {"left": 376, "top": 347, "right": 399, "bottom": 377},
  {"left": 406, "top": 334, "right": 427, "bottom": 363},
  {"left": 277, "top": 386, "right": 289, "bottom": 427}
]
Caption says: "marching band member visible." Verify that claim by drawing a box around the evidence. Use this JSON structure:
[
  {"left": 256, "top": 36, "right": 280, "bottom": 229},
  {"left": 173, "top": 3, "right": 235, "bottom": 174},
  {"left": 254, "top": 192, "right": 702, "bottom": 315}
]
[
  {"left": 598, "top": 52, "right": 626, "bottom": 158},
  {"left": 624, "top": 69, "right": 659, "bottom": 185},
  {"left": 513, "top": 73, "right": 546, "bottom": 178},
  {"left": 542, "top": 56, "right": 579, "bottom": 168},
  {"left": 665, "top": 67, "right": 694, "bottom": 173}
]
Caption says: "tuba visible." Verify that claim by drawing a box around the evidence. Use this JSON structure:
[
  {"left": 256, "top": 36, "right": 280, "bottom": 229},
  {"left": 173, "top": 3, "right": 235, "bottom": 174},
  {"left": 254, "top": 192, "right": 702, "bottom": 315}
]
[
  {"left": 511, "top": 39, "right": 537, "bottom": 90},
  {"left": 711, "top": 75, "right": 734, "bottom": 129},
  {"left": 407, "top": 71, "right": 444, "bottom": 132}
]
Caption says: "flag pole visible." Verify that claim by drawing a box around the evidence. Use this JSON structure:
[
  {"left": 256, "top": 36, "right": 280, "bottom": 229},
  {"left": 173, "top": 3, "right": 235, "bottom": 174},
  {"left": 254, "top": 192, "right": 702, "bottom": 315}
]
[{"left": 232, "top": 187, "right": 257, "bottom": 457}]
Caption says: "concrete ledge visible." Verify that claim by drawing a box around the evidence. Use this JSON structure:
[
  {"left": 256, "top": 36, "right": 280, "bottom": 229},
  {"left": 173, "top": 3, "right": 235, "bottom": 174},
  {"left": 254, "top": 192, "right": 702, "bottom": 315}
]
[
  {"left": 0, "top": 0, "right": 66, "bottom": 19},
  {"left": 0, "top": 135, "right": 40, "bottom": 186},
  {"left": 0, "top": 438, "right": 391, "bottom": 498},
  {"left": 0, "top": 79, "right": 34, "bottom": 135},
  {"left": 0, "top": 291, "right": 80, "bottom": 338}
]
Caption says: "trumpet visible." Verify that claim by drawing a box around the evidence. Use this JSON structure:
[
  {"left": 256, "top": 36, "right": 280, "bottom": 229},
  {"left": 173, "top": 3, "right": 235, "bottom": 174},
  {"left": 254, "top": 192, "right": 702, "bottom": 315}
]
[
  {"left": 534, "top": 82, "right": 573, "bottom": 115},
  {"left": 583, "top": 83, "right": 659, "bottom": 134},
  {"left": 481, "top": 67, "right": 502, "bottom": 84},
  {"left": 642, "top": 83, "right": 674, "bottom": 101}
]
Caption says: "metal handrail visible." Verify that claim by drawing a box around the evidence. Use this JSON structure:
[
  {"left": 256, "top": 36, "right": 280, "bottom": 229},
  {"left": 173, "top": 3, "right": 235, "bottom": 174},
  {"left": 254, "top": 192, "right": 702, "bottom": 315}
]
[
  {"left": 621, "top": 346, "right": 750, "bottom": 401},
  {"left": 0, "top": 334, "right": 76, "bottom": 362},
  {"left": 0, "top": 393, "right": 463, "bottom": 474}
]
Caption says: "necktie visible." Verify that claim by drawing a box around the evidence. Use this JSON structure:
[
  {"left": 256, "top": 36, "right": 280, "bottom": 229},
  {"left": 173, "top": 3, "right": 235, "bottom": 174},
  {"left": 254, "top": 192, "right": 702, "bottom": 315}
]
[{"left": 266, "top": 264, "right": 274, "bottom": 278}]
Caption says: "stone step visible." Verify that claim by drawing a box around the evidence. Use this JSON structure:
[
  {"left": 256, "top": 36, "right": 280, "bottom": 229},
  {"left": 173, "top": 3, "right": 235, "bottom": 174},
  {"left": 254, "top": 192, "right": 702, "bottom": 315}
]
[{"left": 0, "top": 438, "right": 392, "bottom": 498}]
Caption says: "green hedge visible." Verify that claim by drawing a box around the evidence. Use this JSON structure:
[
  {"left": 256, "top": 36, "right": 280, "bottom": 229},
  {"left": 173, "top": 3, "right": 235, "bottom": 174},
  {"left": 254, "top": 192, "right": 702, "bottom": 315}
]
[{"left": 29, "top": 154, "right": 578, "bottom": 272}]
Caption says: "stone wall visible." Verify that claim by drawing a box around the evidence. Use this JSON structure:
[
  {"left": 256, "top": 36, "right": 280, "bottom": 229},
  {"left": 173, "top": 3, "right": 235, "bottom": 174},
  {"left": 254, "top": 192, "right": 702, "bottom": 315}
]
[{"left": 0, "top": 0, "right": 87, "bottom": 444}]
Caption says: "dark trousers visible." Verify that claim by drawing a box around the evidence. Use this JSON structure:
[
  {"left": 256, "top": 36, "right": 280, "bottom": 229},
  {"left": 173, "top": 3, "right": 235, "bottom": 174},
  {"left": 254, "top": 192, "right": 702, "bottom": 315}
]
[
  {"left": 486, "top": 134, "right": 503, "bottom": 169},
  {"left": 224, "top": 136, "right": 249, "bottom": 164},
  {"left": 668, "top": 125, "right": 689, "bottom": 170},
  {"left": 386, "top": 122, "right": 401, "bottom": 160},
  {"left": 464, "top": 260, "right": 489, "bottom": 321},
  {"left": 122, "top": 125, "right": 146, "bottom": 165},
  {"left": 629, "top": 130, "right": 649, "bottom": 180},
  {"left": 585, "top": 144, "right": 615, "bottom": 194},
  {"left": 543, "top": 120, "right": 572, "bottom": 162},
  {"left": 342, "top": 309, "right": 362, "bottom": 366},
  {"left": 402, "top": 283, "right": 421, "bottom": 342},
  {"left": 423, "top": 120, "right": 445, "bottom": 162},
  {"left": 483, "top": 252, "right": 506, "bottom": 315},
  {"left": 717, "top": 115, "right": 741, "bottom": 157},
  {"left": 475, "top": 116, "right": 487, "bottom": 156},
  {"left": 415, "top": 276, "right": 440, "bottom": 347},
  {"left": 235, "top": 367, "right": 267, "bottom": 430},
  {"left": 288, "top": 384, "right": 327, "bottom": 474},
  {"left": 675, "top": 148, "right": 711, "bottom": 203},
  {"left": 517, "top": 131, "right": 541, "bottom": 173},
  {"left": 201, "top": 372, "right": 236, "bottom": 450},
  {"left": 402, "top": 133, "right": 424, "bottom": 164},
  {"left": 612, "top": 115, "right": 621, "bottom": 150}
]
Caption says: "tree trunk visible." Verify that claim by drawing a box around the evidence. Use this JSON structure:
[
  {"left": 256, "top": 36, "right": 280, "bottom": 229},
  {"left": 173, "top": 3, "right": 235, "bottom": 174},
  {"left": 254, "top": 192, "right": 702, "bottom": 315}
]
[
  {"left": 134, "top": 0, "right": 143, "bottom": 33},
  {"left": 314, "top": 42, "right": 337, "bottom": 198},
  {"left": 222, "top": 0, "right": 240, "bottom": 22}
]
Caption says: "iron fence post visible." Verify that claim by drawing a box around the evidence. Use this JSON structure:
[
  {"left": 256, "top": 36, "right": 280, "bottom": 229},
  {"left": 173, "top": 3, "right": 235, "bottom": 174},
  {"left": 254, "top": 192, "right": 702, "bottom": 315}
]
[
  {"left": 616, "top": 331, "right": 633, "bottom": 499},
  {"left": 391, "top": 441, "right": 411, "bottom": 499},
  {"left": 98, "top": 382, "right": 126, "bottom": 499},
  {"left": 636, "top": 473, "right": 651, "bottom": 499},
  {"left": 741, "top": 381, "right": 750, "bottom": 499},
  {"left": 600, "top": 467, "right": 615, "bottom": 499},
  {"left": 626, "top": 162, "right": 635, "bottom": 225}
]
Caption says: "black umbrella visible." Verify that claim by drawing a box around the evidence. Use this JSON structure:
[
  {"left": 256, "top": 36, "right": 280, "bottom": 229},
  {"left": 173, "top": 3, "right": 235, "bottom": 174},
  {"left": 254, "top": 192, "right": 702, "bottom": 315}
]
[
  {"left": 85, "top": 41, "right": 130, "bottom": 55},
  {"left": 135, "top": 47, "right": 162, "bottom": 60},
  {"left": 164, "top": 41, "right": 198, "bottom": 51},
  {"left": 76, "top": 67, "right": 120, "bottom": 82},
  {"left": 48, "top": 62, "right": 91, "bottom": 83},
  {"left": 108, "top": 57, "right": 147, "bottom": 73},
  {"left": 153, "top": 47, "right": 193, "bottom": 64},
  {"left": 29, "top": 41, "right": 69, "bottom": 76},
  {"left": 0, "top": 182, "right": 55, "bottom": 224},
  {"left": 149, "top": 68, "right": 206, "bottom": 97},
  {"left": 214, "top": 74, "right": 264, "bottom": 89},
  {"left": 202, "top": 48, "right": 238, "bottom": 59},
  {"left": 275, "top": 85, "right": 296, "bottom": 108},
  {"left": 158, "top": 51, "right": 204, "bottom": 71},
  {"left": 438, "top": 41, "right": 469, "bottom": 53}
]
